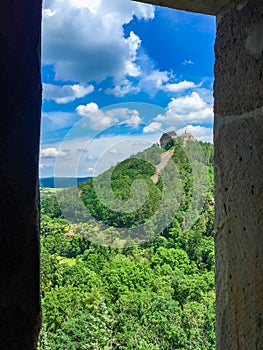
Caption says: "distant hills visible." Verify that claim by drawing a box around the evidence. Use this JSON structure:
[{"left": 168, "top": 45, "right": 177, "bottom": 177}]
[{"left": 40, "top": 177, "right": 91, "bottom": 188}]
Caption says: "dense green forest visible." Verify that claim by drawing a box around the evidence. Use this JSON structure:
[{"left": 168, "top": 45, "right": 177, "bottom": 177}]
[{"left": 39, "top": 139, "right": 215, "bottom": 349}]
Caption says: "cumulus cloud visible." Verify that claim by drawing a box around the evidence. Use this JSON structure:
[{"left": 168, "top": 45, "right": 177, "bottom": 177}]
[
  {"left": 43, "top": 83, "right": 94, "bottom": 103},
  {"left": 124, "top": 31, "right": 142, "bottom": 78},
  {"left": 42, "top": 0, "right": 154, "bottom": 82},
  {"left": 40, "top": 147, "right": 67, "bottom": 158},
  {"left": 155, "top": 92, "right": 213, "bottom": 127},
  {"left": 167, "top": 92, "right": 207, "bottom": 113},
  {"left": 164, "top": 80, "right": 196, "bottom": 92},
  {"left": 143, "top": 122, "right": 162, "bottom": 134},
  {"left": 77, "top": 102, "right": 99, "bottom": 115},
  {"left": 76, "top": 103, "right": 142, "bottom": 130},
  {"left": 42, "top": 0, "right": 203, "bottom": 99}
]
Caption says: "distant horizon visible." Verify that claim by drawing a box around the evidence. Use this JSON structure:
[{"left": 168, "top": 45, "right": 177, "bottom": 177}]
[{"left": 40, "top": 176, "right": 92, "bottom": 179}]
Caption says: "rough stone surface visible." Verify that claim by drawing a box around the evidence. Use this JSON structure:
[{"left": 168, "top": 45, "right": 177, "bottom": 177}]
[
  {"left": 214, "top": 0, "right": 263, "bottom": 115},
  {"left": 214, "top": 109, "right": 263, "bottom": 349},
  {"left": 133, "top": 0, "right": 238, "bottom": 15},
  {"left": 214, "top": 0, "right": 263, "bottom": 348},
  {"left": 0, "top": 1, "right": 42, "bottom": 349}
]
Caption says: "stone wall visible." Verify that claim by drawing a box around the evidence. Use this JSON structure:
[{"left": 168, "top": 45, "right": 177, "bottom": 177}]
[
  {"left": 214, "top": 0, "right": 263, "bottom": 348},
  {"left": 0, "top": 1, "right": 42, "bottom": 349},
  {"left": 133, "top": 0, "right": 236, "bottom": 15}
]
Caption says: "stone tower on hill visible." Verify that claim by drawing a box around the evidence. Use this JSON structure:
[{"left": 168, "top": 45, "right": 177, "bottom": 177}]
[{"left": 180, "top": 130, "right": 196, "bottom": 142}]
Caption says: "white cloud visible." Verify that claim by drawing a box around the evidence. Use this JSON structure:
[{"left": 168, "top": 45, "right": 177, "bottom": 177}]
[
  {"left": 76, "top": 103, "right": 142, "bottom": 130},
  {"left": 86, "top": 155, "right": 96, "bottom": 160},
  {"left": 104, "top": 58, "right": 173, "bottom": 97},
  {"left": 42, "top": 0, "right": 212, "bottom": 104},
  {"left": 42, "top": 1, "right": 202, "bottom": 99},
  {"left": 106, "top": 68, "right": 199, "bottom": 98},
  {"left": 140, "top": 71, "right": 199, "bottom": 96},
  {"left": 155, "top": 92, "right": 213, "bottom": 127},
  {"left": 143, "top": 122, "right": 162, "bottom": 133},
  {"left": 39, "top": 162, "right": 54, "bottom": 169},
  {"left": 76, "top": 102, "right": 117, "bottom": 130},
  {"left": 43, "top": 83, "right": 94, "bottom": 103},
  {"left": 105, "top": 78, "right": 140, "bottom": 97},
  {"left": 87, "top": 167, "right": 97, "bottom": 173},
  {"left": 144, "top": 70, "right": 171, "bottom": 89},
  {"left": 42, "top": 0, "right": 154, "bottom": 82},
  {"left": 109, "top": 148, "right": 121, "bottom": 154},
  {"left": 181, "top": 107, "right": 213, "bottom": 124},
  {"left": 182, "top": 59, "right": 194, "bottom": 65},
  {"left": 107, "top": 69, "right": 198, "bottom": 98},
  {"left": 124, "top": 31, "right": 142, "bottom": 78},
  {"left": 166, "top": 92, "right": 207, "bottom": 114},
  {"left": 40, "top": 147, "right": 67, "bottom": 158},
  {"left": 77, "top": 102, "right": 99, "bottom": 115},
  {"left": 68, "top": 0, "right": 100, "bottom": 12},
  {"left": 164, "top": 80, "right": 196, "bottom": 92}
]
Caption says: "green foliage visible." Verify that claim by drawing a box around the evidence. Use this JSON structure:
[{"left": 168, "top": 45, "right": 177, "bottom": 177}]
[
  {"left": 41, "top": 194, "right": 62, "bottom": 218},
  {"left": 163, "top": 137, "right": 177, "bottom": 150},
  {"left": 40, "top": 141, "right": 215, "bottom": 349},
  {"left": 79, "top": 155, "right": 162, "bottom": 229}
]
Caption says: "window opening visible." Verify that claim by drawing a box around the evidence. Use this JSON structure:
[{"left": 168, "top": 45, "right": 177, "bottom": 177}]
[{"left": 39, "top": 1, "right": 216, "bottom": 348}]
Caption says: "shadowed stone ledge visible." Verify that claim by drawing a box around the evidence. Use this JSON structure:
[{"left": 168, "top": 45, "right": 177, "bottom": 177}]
[{"left": 133, "top": 0, "right": 238, "bottom": 15}]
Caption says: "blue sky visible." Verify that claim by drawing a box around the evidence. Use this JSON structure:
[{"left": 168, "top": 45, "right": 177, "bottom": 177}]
[{"left": 40, "top": 0, "right": 216, "bottom": 177}]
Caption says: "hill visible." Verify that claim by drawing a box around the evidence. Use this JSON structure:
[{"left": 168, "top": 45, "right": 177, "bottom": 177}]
[{"left": 39, "top": 140, "right": 215, "bottom": 349}]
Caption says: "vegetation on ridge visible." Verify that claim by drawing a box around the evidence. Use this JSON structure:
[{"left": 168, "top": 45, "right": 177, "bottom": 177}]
[{"left": 39, "top": 140, "right": 215, "bottom": 349}]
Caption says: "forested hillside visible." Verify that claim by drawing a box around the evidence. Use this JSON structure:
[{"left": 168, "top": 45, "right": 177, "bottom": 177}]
[{"left": 39, "top": 140, "right": 215, "bottom": 349}]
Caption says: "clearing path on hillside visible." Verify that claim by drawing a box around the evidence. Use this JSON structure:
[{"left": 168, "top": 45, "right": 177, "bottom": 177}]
[{"left": 151, "top": 149, "right": 174, "bottom": 184}]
